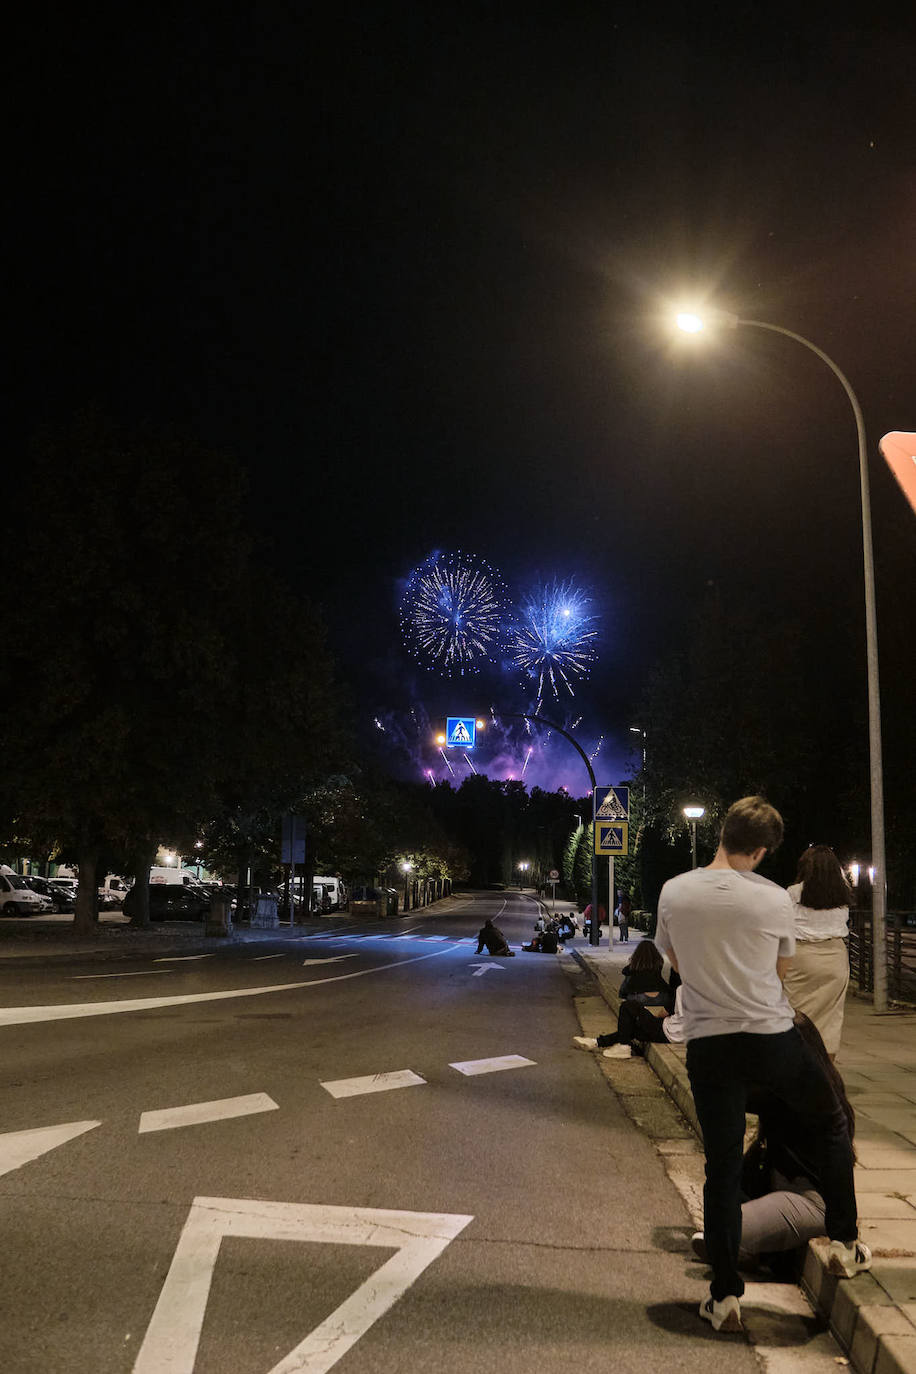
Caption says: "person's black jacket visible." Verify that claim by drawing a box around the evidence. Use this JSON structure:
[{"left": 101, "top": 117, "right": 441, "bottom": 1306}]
[
  {"left": 477, "top": 922, "right": 510, "bottom": 955},
  {"left": 618, "top": 967, "right": 674, "bottom": 1012}
]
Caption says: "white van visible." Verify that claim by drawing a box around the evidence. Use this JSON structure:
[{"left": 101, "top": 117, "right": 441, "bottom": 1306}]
[
  {"left": 0, "top": 866, "right": 45, "bottom": 917},
  {"left": 149, "top": 867, "right": 203, "bottom": 886},
  {"left": 313, "top": 876, "right": 348, "bottom": 912}
]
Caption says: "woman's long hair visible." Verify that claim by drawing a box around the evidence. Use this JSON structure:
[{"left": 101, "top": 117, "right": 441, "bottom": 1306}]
[
  {"left": 796, "top": 844, "right": 852, "bottom": 911},
  {"left": 627, "top": 938, "right": 663, "bottom": 974}
]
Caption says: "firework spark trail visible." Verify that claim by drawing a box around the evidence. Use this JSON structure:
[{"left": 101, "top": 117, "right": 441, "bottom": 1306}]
[
  {"left": 508, "top": 578, "right": 598, "bottom": 707},
  {"left": 439, "top": 747, "right": 455, "bottom": 776},
  {"left": 521, "top": 747, "right": 533, "bottom": 776},
  {"left": 400, "top": 551, "right": 507, "bottom": 675},
  {"left": 463, "top": 753, "right": 478, "bottom": 775}
]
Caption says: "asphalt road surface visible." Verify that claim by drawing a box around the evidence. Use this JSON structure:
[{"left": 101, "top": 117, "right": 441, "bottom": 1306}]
[{"left": 0, "top": 891, "right": 815, "bottom": 1372}]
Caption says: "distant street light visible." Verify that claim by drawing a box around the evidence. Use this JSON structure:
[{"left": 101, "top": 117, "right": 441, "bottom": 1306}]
[
  {"left": 683, "top": 806, "right": 705, "bottom": 869},
  {"left": 675, "top": 306, "right": 888, "bottom": 1010},
  {"left": 517, "top": 860, "right": 529, "bottom": 890}
]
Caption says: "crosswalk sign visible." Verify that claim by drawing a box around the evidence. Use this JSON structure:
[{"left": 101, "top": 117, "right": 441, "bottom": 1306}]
[
  {"left": 594, "top": 786, "right": 629, "bottom": 821},
  {"left": 595, "top": 823, "right": 629, "bottom": 856},
  {"left": 446, "top": 717, "right": 476, "bottom": 748}
]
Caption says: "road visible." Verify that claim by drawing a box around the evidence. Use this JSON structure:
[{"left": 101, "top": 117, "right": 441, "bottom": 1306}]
[{"left": 0, "top": 891, "right": 819, "bottom": 1372}]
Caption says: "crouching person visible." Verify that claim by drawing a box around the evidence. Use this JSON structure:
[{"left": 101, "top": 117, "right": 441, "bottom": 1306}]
[{"left": 476, "top": 918, "right": 515, "bottom": 956}]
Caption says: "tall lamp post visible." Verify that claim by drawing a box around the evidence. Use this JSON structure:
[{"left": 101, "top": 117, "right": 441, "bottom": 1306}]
[
  {"left": 683, "top": 806, "right": 705, "bottom": 869},
  {"left": 517, "top": 860, "right": 529, "bottom": 890},
  {"left": 676, "top": 308, "right": 887, "bottom": 1012},
  {"left": 400, "top": 860, "right": 413, "bottom": 914}
]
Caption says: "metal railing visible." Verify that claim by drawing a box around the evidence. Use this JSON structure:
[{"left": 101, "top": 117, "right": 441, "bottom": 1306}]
[{"left": 848, "top": 909, "right": 916, "bottom": 1006}]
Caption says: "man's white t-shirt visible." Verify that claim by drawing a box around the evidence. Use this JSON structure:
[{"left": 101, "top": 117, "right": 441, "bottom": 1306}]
[{"left": 655, "top": 867, "right": 796, "bottom": 1041}]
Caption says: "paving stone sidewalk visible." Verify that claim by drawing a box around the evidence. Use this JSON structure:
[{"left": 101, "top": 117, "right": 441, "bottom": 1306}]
[{"left": 571, "top": 928, "right": 916, "bottom": 1374}]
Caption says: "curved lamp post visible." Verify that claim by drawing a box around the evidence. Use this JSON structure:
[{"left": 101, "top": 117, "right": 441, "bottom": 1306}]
[{"left": 676, "top": 309, "right": 887, "bottom": 1010}]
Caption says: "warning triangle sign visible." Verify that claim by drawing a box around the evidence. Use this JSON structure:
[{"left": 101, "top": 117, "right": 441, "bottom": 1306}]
[{"left": 595, "top": 787, "right": 628, "bottom": 820}]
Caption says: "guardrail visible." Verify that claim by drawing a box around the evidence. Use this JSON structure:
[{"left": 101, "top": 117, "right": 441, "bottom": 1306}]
[{"left": 848, "top": 909, "right": 916, "bottom": 1006}]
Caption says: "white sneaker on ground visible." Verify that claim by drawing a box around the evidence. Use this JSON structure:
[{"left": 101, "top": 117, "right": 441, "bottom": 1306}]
[
  {"left": 691, "top": 1232, "right": 708, "bottom": 1263},
  {"left": 602, "top": 1043, "right": 631, "bottom": 1059},
  {"left": 572, "top": 1036, "right": 598, "bottom": 1050},
  {"left": 826, "top": 1239, "right": 872, "bottom": 1277},
  {"left": 699, "top": 1293, "right": 742, "bottom": 1332}
]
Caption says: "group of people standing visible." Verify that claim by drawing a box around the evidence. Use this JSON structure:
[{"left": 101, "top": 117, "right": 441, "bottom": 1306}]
[{"left": 575, "top": 795, "right": 867, "bottom": 1334}]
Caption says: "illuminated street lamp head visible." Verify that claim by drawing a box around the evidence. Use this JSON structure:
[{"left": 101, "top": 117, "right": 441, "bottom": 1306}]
[
  {"left": 683, "top": 805, "right": 705, "bottom": 820},
  {"left": 676, "top": 312, "right": 704, "bottom": 334},
  {"left": 401, "top": 860, "right": 413, "bottom": 873},
  {"left": 435, "top": 733, "right": 446, "bottom": 745}
]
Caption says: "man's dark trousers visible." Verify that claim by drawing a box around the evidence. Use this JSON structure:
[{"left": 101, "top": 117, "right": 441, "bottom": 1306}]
[{"left": 687, "top": 1027, "right": 857, "bottom": 1301}]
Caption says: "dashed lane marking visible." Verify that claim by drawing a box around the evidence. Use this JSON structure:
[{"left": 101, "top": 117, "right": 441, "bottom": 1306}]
[
  {"left": 320, "top": 1070, "right": 426, "bottom": 1099},
  {"left": 153, "top": 954, "right": 217, "bottom": 962},
  {"left": 449, "top": 1055, "right": 536, "bottom": 1076},
  {"left": 301, "top": 955, "right": 360, "bottom": 966},
  {"left": 138, "top": 1092, "right": 279, "bottom": 1134},
  {"left": 133, "top": 1197, "right": 473, "bottom": 1374}
]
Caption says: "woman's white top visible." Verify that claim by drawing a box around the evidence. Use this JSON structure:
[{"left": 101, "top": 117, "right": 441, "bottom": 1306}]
[{"left": 787, "top": 883, "right": 849, "bottom": 941}]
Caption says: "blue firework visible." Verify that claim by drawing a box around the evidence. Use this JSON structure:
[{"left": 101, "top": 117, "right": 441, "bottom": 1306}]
[
  {"left": 400, "top": 551, "right": 506, "bottom": 674},
  {"left": 509, "top": 579, "right": 598, "bottom": 708}
]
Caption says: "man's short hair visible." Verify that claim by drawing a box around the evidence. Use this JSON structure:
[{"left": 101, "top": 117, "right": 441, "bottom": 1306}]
[{"left": 720, "top": 795, "right": 784, "bottom": 855}]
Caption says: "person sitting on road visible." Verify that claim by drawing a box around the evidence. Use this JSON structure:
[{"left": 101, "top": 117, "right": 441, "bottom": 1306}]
[
  {"left": 691, "top": 1013, "right": 855, "bottom": 1275},
  {"left": 476, "top": 918, "right": 515, "bottom": 956}
]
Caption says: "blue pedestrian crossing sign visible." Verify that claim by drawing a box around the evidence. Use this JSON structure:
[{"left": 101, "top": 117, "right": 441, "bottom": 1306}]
[
  {"left": 595, "top": 823, "right": 629, "bottom": 856},
  {"left": 594, "top": 786, "right": 629, "bottom": 821},
  {"left": 446, "top": 717, "right": 477, "bottom": 748}
]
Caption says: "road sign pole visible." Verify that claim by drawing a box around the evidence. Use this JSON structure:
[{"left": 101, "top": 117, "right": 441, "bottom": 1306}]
[
  {"left": 608, "top": 856, "right": 614, "bottom": 948},
  {"left": 590, "top": 794, "right": 599, "bottom": 947}
]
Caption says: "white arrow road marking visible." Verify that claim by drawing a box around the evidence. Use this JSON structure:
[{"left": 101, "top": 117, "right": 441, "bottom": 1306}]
[
  {"left": 139, "top": 1092, "right": 278, "bottom": 1134},
  {"left": 449, "top": 1055, "right": 536, "bottom": 1076},
  {"left": 468, "top": 963, "right": 505, "bottom": 977},
  {"left": 0, "top": 945, "right": 454, "bottom": 1027},
  {"left": 302, "top": 954, "right": 360, "bottom": 967},
  {"left": 153, "top": 954, "right": 217, "bottom": 962},
  {"left": 0, "top": 1120, "right": 101, "bottom": 1178},
  {"left": 320, "top": 1069, "right": 425, "bottom": 1099},
  {"left": 71, "top": 970, "right": 174, "bottom": 980},
  {"left": 132, "top": 1196, "right": 473, "bottom": 1374}
]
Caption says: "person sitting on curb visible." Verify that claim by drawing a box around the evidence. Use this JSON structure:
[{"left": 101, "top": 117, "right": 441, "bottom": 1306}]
[
  {"left": 573, "top": 939, "right": 674, "bottom": 1057},
  {"left": 476, "top": 918, "right": 515, "bottom": 956},
  {"left": 574, "top": 983, "right": 686, "bottom": 1058},
  {"left": 691, "top": 1012, "right": 855, "bottom": 1276}
]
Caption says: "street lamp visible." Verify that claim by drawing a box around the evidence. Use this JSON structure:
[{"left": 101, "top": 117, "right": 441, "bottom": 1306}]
[
  {"left": 683, "top": 806, "right": 705, "bottom": 869},
  {"left": 675, "top": 306, "right": 888, "bottom": 1011},
  {"left": 517, "top": 860, "right": 529, "bottom": 890},
  {"left": 400, "top": 860, "right": 413, "bottom": 913}
]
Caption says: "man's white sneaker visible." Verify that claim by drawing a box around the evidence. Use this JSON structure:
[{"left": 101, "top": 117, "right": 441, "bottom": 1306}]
[
  {"left": 602, "top": 1043, "right": 631, "bottom": 1059},
  {"left": 826, "top": 1239, "right": 872, "bottom": 1278},
  {"left": 699, "top": 1294, "right": 742, "bottom": 1332},
  {"left": 572, "top": 1036, "right": 598, "bottom": 1050}
]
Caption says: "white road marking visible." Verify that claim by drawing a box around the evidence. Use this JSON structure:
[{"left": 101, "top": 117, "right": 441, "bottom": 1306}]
[
  {"left": 132, "top": 1196, "right": 473, "bottom": 1374},
  {"left": 0, "top": 1120, "right": 101, "bottom": 1178},
  {"left": 468, "top": 963, "right": 505, "bottom": 977},
  {"left": 0, "top": 945, "right": 455, "bottom": 1028},
  {"left": 320, "top": 1069, "right": 426, "bottom": 1099},
  {"left": 426, "top": 936, "right": 449, "bottom": 941},
  {"left": 252, "top": 954, "right": 286, "bottom": 961},
  {"left": 153, "top": 954, "right": 217, "bottom": 963},
  {"left": 71, "top": 970, "right": 174, "bottom": 980},
  {"left": 449, "top": 1055, "right": 536, "bottom": 1076},
  {"left": 302, "top": 954, "right": 360, "bottom": 966},
  {"left": 138, "top": 1092, "right": 278, "bottom": 1134}
]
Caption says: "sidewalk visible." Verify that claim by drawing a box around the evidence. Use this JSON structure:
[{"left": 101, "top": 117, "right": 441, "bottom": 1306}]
[{"left": 574, "top": 936, "right": 916, "bottom": 1374}]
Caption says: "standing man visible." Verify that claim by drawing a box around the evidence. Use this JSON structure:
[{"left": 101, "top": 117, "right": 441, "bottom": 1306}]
[{"left": 655, "top": 796, "right": 869, "bottom": 1333}]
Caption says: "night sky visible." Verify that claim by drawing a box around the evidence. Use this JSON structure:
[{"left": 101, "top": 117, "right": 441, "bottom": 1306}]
[{"left": 13, "top": 7, "right": 916, "bottom": 795}]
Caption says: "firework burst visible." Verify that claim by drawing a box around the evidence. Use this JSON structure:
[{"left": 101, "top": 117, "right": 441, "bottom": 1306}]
[
  {"left": 400, "top": 551, "right": 506, "bottom": 675},
  {"left": 508, "top": 578, "right": 598, "bottom": 709}
]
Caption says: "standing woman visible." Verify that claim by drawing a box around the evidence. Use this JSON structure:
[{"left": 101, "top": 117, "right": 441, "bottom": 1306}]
[{"left": 783, "top": 846, "right": 852, "bottom": 1058}]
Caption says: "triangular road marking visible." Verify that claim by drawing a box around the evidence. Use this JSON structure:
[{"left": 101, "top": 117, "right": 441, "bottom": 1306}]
[
  {"left": 133, "top": 1196, "right": 473, "bottom": 1374},
  {"left": 0, "top": 1120, "right": 101, "bottom": 1178},
  {"left": 302, "top": 954, "right": 360, "bottom": 966}
]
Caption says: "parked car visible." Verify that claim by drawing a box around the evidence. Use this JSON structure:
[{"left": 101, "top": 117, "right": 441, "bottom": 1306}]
[
  {"left": 0, "top": 868, "right": 45, "bottom": 917},
  {"left": 146, "top": 884, "right": 211, "bottom": 922},
  {"left": 22, "top": 876, "right": 75, "bottom": 913}
]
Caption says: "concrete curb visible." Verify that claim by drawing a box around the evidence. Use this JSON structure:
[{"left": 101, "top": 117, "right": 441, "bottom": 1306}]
[{"left": 575, "top": 947, "right": 916, "bottom": 1374}]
